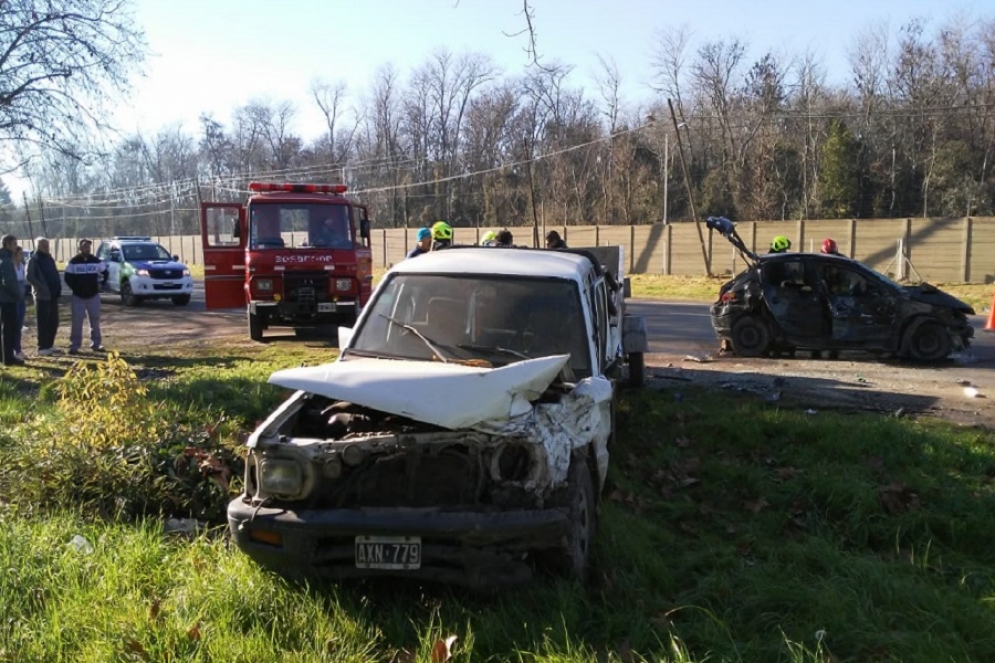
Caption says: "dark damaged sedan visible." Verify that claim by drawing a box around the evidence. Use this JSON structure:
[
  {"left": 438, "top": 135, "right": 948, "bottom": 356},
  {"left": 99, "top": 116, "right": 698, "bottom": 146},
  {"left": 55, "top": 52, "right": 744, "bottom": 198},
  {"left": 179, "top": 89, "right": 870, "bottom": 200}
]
[{"left": 705, "top": 216, "right": 975, "bottom": 360}]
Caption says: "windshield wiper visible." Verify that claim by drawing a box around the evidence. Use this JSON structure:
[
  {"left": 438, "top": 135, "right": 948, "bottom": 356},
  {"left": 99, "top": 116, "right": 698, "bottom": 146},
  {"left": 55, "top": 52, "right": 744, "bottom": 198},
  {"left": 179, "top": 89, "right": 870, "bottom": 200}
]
[
  {"left": 458, "top": 343, "right": 531, "bottom": 361},
  {"left": 379, "top": 314, "right": 452, "bottom": 363}
]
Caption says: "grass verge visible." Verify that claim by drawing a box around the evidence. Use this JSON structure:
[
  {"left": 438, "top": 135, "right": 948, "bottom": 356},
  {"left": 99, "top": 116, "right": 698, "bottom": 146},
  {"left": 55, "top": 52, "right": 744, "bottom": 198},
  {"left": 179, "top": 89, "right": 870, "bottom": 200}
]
[{"left": 2, "top": 345, "right": 995, "bottom": 661}]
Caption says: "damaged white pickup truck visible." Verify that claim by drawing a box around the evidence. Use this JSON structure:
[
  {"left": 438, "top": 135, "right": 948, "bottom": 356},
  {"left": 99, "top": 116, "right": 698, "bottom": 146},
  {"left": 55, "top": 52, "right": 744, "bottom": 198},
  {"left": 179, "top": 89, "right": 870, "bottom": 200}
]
[{"left": 227, "top": 245, "right": 648, "bottom": 587}]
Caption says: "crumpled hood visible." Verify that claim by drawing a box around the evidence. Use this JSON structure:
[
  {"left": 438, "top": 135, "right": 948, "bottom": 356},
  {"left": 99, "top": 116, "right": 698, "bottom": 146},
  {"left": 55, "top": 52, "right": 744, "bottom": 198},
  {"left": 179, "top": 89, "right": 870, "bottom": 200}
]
[
  {"left": 268, "top": 355, "right": 571, "bottom": 430},
  {"left": 904, "top": 283, "right": 975, "bottom": 314}
]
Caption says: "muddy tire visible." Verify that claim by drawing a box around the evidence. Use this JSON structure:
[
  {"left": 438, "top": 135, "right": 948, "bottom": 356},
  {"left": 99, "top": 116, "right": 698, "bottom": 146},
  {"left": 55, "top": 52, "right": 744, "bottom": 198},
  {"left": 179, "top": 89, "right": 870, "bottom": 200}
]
[
  {"left": 730, "top": 315, "right": 770, "bottom": 357},
  {"left": 121, "top": 281, "right": 141, "bottom": 307},
  {"left": 907, "top": 320, "right": 952, "bottom": 361},
  {"left": 248, "top": 311, "right": 265, "bottom": 343}
]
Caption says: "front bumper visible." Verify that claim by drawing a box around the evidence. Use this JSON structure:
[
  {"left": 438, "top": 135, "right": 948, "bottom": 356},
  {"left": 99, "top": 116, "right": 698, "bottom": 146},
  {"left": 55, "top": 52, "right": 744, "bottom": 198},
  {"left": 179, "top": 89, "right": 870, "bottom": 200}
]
[
  {"left": 130, "top": 275, "right": 193, "bottom": 297},
  {"left": 249, "top": 299, "right": 357, "bottom": 323},
  {"left": 227, "top": 497, "right": 569, "bottom": 587}
]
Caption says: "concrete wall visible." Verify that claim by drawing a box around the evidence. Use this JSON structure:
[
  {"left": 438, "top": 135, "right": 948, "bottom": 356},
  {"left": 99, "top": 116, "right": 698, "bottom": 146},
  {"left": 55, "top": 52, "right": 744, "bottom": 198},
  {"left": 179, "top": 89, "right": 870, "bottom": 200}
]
[{"left": 39, "top": 217, "right": 995, "bottom": 283}]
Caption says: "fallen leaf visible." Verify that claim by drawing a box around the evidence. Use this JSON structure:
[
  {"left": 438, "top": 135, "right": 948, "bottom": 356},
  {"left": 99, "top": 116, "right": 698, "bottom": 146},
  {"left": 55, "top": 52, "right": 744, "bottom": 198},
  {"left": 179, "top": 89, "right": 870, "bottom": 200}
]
[
  {"left": 744, "top": 496, "right": 769, "bottom": 513},
  {"left": 650, "top": 612, "right": 672, "bottom": 629},
  {"left": 187, "top": 622, "right": 201, "bottom": 642},
  {"left": 391, "top": 649, "right": 417, "bottom": 663},
  {"left": 124, "top": 638, "right": 150, "bottom": 661},
  {"left": 774, "top": 467, "right": 802, "bottom": 479},
  {"left": 617, "top": 636, "right": 634, "bottom": 663},
  {"left": 149, "top": 598, "right": 161, "bottom": 622},
  {"left": 431, "top": 635, "right": 458, "bottom": 663}
]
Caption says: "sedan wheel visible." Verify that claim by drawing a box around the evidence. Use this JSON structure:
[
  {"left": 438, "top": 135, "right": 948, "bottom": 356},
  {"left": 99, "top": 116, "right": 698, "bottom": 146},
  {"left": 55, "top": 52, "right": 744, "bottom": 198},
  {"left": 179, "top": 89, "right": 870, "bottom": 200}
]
[
  {"left": 908, "top": 320, "right": 952, "bottom": 361},
  {"left": 731, "top": 315, "right": 771, "bottom": 357}
]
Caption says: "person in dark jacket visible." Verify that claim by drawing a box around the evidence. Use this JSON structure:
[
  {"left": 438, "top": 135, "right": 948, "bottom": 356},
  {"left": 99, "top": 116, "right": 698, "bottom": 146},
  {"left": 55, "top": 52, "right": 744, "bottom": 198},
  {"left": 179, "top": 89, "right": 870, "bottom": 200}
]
[
  {"left": 545, "top": 230, "right": 567, "bottom": 249},
  {"left": 0, "top": 234, "right": 23, "bottom": 366},
  {"left": 64, "top": 238, "right": 107, "bottom": 354},
  {"left": 406, "top": 227, "right": 432, "bottom": 259},
  {"left": 26, "top": 237, "right": 62, "bottom": 356}
]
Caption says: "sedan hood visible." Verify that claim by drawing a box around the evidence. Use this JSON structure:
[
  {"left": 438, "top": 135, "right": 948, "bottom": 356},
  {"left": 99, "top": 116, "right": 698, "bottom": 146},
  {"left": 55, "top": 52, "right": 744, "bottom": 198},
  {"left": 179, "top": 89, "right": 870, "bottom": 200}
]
[
  {"left": 131, "top": 260, "right": 186, "bottom": 271},
  {"left": 268, "top": 355, "right": 571, "bottom": 430},
  {"left": 904, "top": 283, "right": 975, "bottom": 314}
]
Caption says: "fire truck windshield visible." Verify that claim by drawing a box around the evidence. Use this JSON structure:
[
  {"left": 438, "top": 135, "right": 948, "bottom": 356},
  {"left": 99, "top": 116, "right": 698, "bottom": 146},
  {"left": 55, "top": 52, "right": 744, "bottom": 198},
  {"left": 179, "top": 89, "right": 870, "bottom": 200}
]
[{"left": 249, "top": 202, "right": 354, "bottom": 250}]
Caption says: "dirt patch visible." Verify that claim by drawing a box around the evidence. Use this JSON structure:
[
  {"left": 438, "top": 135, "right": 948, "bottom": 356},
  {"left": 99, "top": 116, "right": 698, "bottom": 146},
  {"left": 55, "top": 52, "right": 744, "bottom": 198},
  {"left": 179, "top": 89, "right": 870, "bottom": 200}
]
[{"left": 645, "top": 350, "right": 995, "bottom": 428}]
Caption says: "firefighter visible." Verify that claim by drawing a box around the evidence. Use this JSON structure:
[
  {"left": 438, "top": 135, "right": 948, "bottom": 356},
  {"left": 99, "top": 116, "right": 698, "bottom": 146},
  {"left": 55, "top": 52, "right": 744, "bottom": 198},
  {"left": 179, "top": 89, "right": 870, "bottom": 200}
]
[
  {"left": 406, "top": 228, "right": 432, "bottom": 259},
  {"left": 770, "top": 235, "right": 791, "bottom": 253},
  {"left": 431, "top": 221, "right": 453, "bottom": 251}
]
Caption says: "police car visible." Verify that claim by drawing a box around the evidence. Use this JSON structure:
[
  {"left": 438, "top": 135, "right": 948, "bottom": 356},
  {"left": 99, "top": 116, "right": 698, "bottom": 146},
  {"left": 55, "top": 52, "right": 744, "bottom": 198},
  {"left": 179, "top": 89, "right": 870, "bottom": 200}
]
[{"left": 95, "top": 237, "right": 194, "bottom": 306}]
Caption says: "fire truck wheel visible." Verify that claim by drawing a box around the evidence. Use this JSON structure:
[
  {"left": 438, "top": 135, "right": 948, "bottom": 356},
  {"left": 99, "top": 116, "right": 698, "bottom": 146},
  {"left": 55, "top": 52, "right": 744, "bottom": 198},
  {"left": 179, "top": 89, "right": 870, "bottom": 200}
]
[{"left": 248, "top": 311, "right": 265, "bottom": 342}]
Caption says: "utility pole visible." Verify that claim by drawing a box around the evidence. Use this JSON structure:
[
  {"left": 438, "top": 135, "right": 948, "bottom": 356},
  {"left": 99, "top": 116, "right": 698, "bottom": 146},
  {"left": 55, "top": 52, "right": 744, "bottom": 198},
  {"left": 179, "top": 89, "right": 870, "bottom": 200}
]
[
  {"left": 663, "top": 132, "right": 669, "bottom": 225},
  {"left": 668, "top": 98, "right": 711, "bottom": 275}
]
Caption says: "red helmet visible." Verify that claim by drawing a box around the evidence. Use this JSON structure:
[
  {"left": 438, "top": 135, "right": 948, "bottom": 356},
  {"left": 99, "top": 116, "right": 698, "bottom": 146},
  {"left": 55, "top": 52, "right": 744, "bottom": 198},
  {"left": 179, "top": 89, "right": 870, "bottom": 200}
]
[{"left": 821, "top": 238, "right": 839, "bottom": 255}]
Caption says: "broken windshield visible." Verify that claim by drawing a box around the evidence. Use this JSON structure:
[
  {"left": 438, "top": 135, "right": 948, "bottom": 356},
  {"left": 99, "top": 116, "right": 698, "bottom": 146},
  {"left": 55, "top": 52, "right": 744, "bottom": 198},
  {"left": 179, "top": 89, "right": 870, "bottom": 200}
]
[{"left": 348, "top": 274, "right": 592, "bottom": 378}]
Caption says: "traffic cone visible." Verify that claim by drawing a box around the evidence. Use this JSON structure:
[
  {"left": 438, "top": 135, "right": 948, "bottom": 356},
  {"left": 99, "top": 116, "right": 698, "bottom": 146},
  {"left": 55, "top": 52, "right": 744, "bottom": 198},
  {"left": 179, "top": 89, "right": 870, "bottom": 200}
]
[{"left": 986, "top": 292, "right": 995, "bottom": 332}]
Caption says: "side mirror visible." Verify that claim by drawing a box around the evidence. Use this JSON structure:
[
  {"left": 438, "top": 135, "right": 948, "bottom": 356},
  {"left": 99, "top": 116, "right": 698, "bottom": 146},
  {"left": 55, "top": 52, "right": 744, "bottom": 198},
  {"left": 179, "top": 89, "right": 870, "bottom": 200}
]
[
  {"left": 232, "top": 219, "right": 241, "bottom": 239},
  {"left": 360, "top": 218, "right": 370, "bottom": 240}
]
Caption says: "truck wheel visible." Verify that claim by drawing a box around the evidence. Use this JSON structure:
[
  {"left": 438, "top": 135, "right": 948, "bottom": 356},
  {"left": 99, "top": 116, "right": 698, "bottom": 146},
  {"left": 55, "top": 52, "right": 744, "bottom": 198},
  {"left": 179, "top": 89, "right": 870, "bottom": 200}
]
[
  {"left": 907, "top": 320, "right": 951, "bottom": 360},
  {"left": 171, "top": 294, "right": 191, "bottom": 306},
  {"left": 248, "top": 311, "right": 265, "bottom": 342},
  {"left": 731, "top": 315, "right": 770, "bottom": 357},
  {"left": 538, "top": 459, "right": 596, "bottom": 581},
  {"left": 627, "top": 351, "right": 645, "bottom": 388},
  {"left": 121, "top": 281, "right": 140, "bottom": 307}
]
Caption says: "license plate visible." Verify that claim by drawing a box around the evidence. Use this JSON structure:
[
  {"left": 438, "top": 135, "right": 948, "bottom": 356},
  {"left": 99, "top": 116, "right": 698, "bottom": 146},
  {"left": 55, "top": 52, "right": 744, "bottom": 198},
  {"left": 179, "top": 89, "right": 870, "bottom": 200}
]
[
  {"left": 318, "top": 303, "right": 337, "bottom": 313},
  {"left": 355, "top": 535, "right": 421, "bottom": 570},
  {"left": 160, "top": 282, "right": 176, "bottom": 287}
]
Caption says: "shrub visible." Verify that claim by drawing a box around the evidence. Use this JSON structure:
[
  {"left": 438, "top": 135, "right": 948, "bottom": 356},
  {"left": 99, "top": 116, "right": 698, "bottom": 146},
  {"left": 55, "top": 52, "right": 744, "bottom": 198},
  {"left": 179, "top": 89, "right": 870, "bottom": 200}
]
[{"left": 0, "top": 353, "right": 243, "bottom": 522}]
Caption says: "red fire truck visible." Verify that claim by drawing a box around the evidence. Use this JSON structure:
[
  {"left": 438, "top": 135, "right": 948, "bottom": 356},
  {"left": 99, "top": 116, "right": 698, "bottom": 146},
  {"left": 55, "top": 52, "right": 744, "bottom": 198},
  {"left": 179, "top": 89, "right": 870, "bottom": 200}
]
[{"left": 200, "top": 182, "right": 374, "bottom": 341}]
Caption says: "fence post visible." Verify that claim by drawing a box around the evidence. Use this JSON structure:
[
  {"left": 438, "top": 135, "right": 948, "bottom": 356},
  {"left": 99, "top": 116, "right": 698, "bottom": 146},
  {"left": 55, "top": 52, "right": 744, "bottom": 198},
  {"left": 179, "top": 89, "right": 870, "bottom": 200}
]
[
  {"left": 663, "top": 224, "right": 672, "bottom": 275},
  {"left": 595, "top": 225, "right": 601, "bottom": 246},
  {"left": 962, "top": 217, "right": 972, "bottom": 282},
  {"left": 847, "top": 219, "right": 856, "bottom": 258},
  {"left": 381, "top": 229, "right": 387, "bottom": 267},
  {"left": 796, "top": 219, "right": 805, "bottom": 253},
  {"left": 749, "top": 222, "right": 757, "bottom": 255},
  {"left": 629, "top": 225, "right": 635, "bottom": 273}
]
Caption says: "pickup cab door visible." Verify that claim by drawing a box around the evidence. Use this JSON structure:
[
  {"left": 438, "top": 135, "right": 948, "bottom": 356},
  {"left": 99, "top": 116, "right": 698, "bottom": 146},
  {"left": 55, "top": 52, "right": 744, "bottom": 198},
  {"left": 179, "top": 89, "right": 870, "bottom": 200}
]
[{"left": 201, "top": 203, "right": 245, "bottom": 309}]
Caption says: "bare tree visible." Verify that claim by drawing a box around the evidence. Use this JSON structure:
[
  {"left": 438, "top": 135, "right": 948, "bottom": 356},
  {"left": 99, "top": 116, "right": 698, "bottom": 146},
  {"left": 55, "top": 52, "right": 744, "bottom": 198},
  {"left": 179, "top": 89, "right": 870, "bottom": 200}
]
[{"left": 0, "top": 0, "right": 146, "bottom": 162}]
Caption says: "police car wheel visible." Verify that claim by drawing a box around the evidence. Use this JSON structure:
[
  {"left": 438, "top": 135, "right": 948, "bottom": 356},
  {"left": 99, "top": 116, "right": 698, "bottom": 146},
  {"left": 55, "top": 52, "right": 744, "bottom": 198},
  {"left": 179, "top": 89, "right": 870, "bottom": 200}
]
[{"left": 120, "top": 281, "right": 141, "bottom": 307}]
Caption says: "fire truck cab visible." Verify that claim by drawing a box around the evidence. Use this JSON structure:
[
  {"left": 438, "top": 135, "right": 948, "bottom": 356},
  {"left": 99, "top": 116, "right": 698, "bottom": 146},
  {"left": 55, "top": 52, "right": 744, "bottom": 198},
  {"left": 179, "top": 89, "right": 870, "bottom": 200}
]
[{"left": 200, "top": 182, "right": 374, "bottom": 341}]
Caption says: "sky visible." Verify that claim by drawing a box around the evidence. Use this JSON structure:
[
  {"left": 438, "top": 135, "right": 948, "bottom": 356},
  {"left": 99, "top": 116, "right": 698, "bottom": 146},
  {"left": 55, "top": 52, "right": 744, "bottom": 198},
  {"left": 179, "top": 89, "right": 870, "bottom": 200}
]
[
  {"left": 117, "top": 0, "right": 985, "bottom": 140},
  {"left": 8, "top": 0, "right": 988, "bottom": 197}
]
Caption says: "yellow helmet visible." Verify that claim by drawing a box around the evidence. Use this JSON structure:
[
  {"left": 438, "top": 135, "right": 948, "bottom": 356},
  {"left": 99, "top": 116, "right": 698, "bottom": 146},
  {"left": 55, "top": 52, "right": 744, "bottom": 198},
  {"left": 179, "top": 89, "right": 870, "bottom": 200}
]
[
  {"left": 481, "top": 231, "right": 497, "bottom": 244},
  {"left": 771, "top": 235, "right": 791, "bottom": 252},
  {"left": 431, "top": 221, "right": 453, "bottom": 241}
]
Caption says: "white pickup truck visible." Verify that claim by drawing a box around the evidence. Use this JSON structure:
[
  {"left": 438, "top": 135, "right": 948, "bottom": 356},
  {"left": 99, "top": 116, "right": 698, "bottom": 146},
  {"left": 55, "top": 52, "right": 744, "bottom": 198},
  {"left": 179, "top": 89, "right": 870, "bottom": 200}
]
[{"left": 227, "top": 245, "right": 648, "bottom": 588}]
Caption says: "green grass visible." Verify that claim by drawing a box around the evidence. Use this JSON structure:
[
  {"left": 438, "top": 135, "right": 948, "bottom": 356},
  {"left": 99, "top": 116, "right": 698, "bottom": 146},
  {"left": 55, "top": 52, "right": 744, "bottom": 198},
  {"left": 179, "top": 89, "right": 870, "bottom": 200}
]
[{"left": 3, "top": 345, "right": 995, "bottom": 661}]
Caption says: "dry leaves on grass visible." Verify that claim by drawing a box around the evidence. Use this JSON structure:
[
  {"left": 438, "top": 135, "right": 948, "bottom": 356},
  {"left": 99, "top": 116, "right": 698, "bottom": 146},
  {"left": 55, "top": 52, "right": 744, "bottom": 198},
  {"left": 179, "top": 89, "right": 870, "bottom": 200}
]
[{"left": 431, "top": 635, "right": 458, "bottom": 662}]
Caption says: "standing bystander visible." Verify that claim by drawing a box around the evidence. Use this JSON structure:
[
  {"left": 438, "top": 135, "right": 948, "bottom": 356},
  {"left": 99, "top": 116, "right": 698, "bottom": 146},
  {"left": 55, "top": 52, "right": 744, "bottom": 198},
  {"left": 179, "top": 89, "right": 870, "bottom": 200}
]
[
  {"left": 26, "top": 237, "right": 62, "bottom": 356},
  {"left": 64, "top": 238, "right": 107, "bottom": 354},
  {"left": 0, "top": 234, "right": 23, "bottom": 365},
  {"left": 12, "top": 245, "right": 26, "bottom": 360}
]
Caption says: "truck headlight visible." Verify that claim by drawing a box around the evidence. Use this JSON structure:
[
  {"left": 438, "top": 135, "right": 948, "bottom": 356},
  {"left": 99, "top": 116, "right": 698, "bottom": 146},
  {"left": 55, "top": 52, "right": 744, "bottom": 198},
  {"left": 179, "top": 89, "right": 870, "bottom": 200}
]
[
  {"left": 256, "top": 279, "right": 273, "bottom": 292},
  {"left": 182, "top": 268, "right": 191, "bottom": 277},
  {"left": 336, "top": 278, "right": 352, "bottom": 292},
  {"left": 259, "top": 458, "right": 303, "bottom": 496},
  {"left": 135, "top": 268, "right": 150, "bottom": 277}
]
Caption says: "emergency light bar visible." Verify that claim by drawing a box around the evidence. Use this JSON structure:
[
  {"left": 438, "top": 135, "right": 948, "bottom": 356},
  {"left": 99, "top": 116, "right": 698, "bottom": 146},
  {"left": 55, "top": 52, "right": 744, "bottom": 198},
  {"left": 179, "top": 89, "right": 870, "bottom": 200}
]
[{"left": 248, "top": 182, "right": 348, "bottom": 194}]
